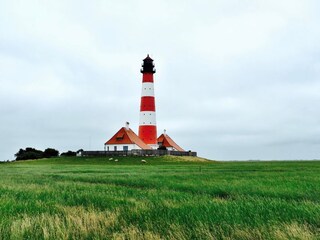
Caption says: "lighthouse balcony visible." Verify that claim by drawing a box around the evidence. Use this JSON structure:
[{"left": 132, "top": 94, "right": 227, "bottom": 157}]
[{"left": 141, "top": 69, "right": 156, "bottom": 73}]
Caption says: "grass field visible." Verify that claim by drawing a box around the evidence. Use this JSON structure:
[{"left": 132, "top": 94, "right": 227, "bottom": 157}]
[{"left": 0, "top": 156, "right": 319, "bottom": 239}]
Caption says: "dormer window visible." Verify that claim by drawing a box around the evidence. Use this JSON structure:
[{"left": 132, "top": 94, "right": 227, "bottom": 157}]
[{"left": 116, "top": 133, "right": 124, "bottom": 141}]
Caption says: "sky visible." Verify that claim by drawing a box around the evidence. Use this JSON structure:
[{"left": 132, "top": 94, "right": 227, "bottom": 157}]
[{"left": 1, "top": 0, "right": 320, "bottom": 161}]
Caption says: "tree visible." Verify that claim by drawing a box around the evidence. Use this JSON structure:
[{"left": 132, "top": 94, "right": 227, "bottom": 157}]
[
  {"left": 15, "top": 147, "right": 60, "bottom": 161},
  {"left": 43, "top": 148, "right": 59, "bottom": 158},
  {"left": 15, "top": 147, "right": 43, "bottom": 161},
  {"left": 76, "top": 149, "right": 84, "bottom": 154}
]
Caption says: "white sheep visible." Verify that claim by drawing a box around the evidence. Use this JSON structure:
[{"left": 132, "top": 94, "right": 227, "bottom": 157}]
[
  {"left": 114, "top": 159, "right": 118, "bottom": 162},
  {"left": 141, "top": 159, "right": 147, "bottom": 163},
  {"left": 109, "top": 158, "right": 113, "bottom": 161}
]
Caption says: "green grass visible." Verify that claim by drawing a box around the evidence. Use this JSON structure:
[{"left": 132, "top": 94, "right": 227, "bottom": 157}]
[{"left": 0, "top": 156, "right": 319, "bottom": 239}]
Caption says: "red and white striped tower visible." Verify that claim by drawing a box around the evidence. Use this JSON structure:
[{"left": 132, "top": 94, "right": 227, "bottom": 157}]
[{"left": 139, "top": 55, "right": 157, "bottom": 148}]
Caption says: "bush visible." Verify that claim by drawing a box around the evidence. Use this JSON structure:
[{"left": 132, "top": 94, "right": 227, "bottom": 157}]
[
  {"left": 43, "top": 148, "right": 59, "bottom": 158},
  {"left": 15, "top": 148, "right": 43, "bottom": 161},
  {"left": 60, "top": 151, "right": 76, "bottom": 157},
  {"left": 15, "top": 147, "right": 60, "bottom": 161}
]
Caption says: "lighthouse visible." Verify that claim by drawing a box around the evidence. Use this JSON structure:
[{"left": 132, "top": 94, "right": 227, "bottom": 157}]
[
  {"left": 104, "top": 55, "right": 189, "bottom": 154},
  {"left": 139, "top": 55, "right": 158, "bottom": 148}
]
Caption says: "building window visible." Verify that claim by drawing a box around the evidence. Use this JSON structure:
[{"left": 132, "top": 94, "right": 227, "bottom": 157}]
[
  {"left": 114, "top": 146, "right": 117, "bottom": 151},
  {"left": 123, "top": 146, "right": 128, "bottom": 151},
  {"left": 116, "top": 133, "right": 124, "bottom": 141}
]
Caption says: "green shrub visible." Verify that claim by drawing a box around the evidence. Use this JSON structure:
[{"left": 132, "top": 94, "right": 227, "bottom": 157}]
[
  {"left": 15, "top": 148, "right": 43, "bottom": 160},
  {"left": 15, "top": 147, "right": 59, "bottom": 160},
  {"left": 43, "top": 148, "right": 59, "bottom": 158},
  {"left": 60, "top": 151, "right": 77, "bottom": 157}
]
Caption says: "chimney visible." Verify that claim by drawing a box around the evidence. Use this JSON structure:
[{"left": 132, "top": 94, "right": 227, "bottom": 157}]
[{"left": 125, "top": 122, "right": 130, "bottom": 130}]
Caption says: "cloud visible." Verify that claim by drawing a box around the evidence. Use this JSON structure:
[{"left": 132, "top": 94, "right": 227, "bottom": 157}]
[{"left": 1, "top": 0, "right": 320, "bottom": 160}]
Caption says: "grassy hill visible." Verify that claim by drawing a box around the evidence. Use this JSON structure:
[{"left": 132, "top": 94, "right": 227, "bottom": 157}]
[{"left": 0, "top": 156, "right": 319, "bottom": 239}]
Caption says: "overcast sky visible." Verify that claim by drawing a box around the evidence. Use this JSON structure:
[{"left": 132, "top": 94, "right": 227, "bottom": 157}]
[{"left": 1, "top": 1, "right": 320, "bottom": 161}]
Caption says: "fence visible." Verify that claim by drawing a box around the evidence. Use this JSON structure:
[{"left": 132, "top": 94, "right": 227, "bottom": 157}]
[{"left": 81, "top": 149, "right": 197, "bottom": 157}]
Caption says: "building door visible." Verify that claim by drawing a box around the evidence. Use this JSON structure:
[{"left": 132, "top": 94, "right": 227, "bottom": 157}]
[{"left": 114, "top": 146, "right": 117, "bottom": 151}]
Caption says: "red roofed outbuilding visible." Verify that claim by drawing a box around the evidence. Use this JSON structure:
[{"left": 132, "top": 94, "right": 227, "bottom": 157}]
[
  {"left": 157, "top": 130, "right": 185, "bottom": 151},
  {"left": 105, "top": 123, "right": 152, "bottom": 151}
]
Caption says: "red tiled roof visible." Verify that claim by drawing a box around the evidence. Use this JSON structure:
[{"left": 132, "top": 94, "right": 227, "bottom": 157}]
[
  {"left": 157, "top": 134, "right": 185, "bottom": 151},
  {"left": 105, "top": 127, "right": 152, "bottom": 150}
]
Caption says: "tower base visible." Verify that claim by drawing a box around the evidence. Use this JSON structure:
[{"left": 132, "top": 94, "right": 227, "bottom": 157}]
[{"left": 138, "top": 125, "right": 157, "bottom": 145}]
